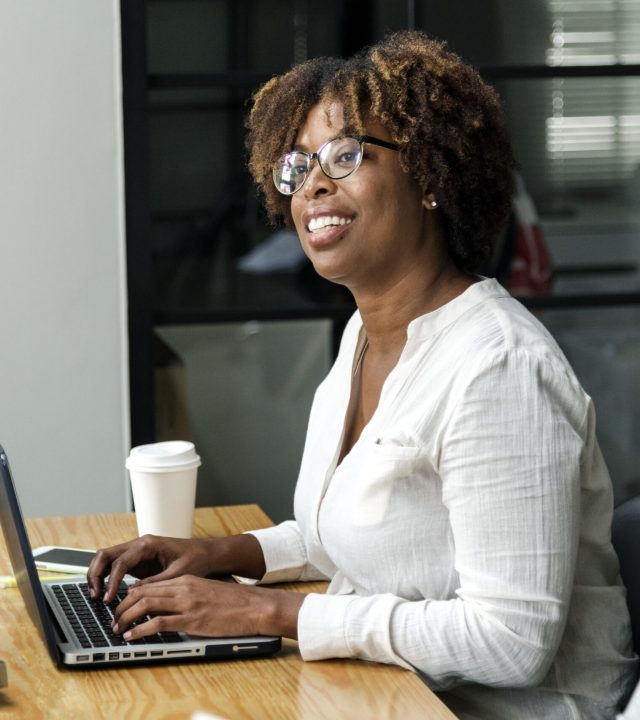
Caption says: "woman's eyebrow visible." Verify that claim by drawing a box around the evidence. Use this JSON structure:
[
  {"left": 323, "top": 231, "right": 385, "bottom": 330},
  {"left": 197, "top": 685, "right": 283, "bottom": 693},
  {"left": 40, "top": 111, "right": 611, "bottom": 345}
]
[{"left": 290, "top": 134, "right": 344, "bottom": 153}]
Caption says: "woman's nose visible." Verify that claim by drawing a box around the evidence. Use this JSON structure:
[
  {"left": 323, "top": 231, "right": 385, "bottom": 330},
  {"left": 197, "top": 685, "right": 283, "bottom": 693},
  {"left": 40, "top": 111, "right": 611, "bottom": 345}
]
[{"left": 302, "top": 161, "right": 337, "bottom": 198}]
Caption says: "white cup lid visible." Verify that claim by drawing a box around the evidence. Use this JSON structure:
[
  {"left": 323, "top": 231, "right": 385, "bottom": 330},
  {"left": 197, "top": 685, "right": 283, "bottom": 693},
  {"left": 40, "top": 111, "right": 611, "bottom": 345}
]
[{"left": 126, "top": 441, "right": 201, "bottom": 473}]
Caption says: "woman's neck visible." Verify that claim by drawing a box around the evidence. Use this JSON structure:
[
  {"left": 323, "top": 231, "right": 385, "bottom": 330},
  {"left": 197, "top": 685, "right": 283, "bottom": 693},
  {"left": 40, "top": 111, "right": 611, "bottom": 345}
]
[{"left": 353, "top": 258, "right": 475, "bottom": 356}]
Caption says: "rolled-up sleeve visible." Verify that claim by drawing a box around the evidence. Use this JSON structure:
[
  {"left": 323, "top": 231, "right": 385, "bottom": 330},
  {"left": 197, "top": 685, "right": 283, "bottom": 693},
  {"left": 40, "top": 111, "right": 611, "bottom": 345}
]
[{"left": 242, "top": 520, "right": 329, "bottom": 584}]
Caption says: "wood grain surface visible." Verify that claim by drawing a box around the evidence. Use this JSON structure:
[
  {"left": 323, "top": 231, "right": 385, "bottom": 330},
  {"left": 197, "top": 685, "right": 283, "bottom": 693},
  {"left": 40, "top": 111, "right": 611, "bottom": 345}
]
[{"left": 0, "top": 505, "right": 456, "bottom": 720}]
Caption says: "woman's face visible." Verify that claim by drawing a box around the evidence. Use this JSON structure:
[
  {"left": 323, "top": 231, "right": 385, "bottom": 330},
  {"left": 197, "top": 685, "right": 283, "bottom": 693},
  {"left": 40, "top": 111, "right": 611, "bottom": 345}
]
[{"left": 289, "top": 101, "right": 431, "bottom": 293}]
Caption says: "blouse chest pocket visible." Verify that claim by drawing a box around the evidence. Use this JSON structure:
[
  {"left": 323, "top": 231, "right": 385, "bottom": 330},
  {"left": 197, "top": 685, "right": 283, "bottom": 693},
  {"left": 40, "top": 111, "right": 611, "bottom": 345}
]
[{"left": 350, "top": 441, "right": 422, "bottom": 527}]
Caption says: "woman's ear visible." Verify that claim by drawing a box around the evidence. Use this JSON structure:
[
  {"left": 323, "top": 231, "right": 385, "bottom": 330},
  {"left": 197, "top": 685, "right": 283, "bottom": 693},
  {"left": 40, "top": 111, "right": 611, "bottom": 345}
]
[{"left": 423, "top": 192, "right": 438, "bottom": 211}]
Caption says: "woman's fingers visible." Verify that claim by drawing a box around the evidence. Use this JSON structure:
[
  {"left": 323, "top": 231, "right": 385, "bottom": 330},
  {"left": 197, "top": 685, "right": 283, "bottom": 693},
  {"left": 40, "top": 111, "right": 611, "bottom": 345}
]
[
  {"left": 112, "top": 579, "right": 173, "bottom": 616},
  {"left": 88, "top": 535, "right": 175, "bottom": 603},
  {"left": 109, "top": 577, "right": 301, "bottom": 640},
  {"left": 113, "top": 595, "right": 177, "bottom": 636},
  {"left": 111, "top": 576, "right": 260, "bottom": 639},
  {"left": 121, "top": 615, "right": 170, "bottom": 641},
  {"left": 87, "top": 541, "right": 132, "bottom": 599},
  {"left": 112, "top": 576, "right": 194, "bottom": 629}
]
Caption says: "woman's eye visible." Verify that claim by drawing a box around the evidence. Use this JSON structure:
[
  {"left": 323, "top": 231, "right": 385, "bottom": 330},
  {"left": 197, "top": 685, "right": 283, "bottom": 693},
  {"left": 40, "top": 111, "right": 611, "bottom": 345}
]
[{"left": 336, "top": 151, "right": 358, "bottom": 165}]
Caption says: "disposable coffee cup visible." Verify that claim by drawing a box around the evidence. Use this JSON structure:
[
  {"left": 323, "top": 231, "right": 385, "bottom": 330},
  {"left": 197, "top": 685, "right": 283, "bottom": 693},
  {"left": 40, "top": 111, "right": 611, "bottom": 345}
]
[{"left": 126, "top": 441, "right": 201, "bottom": 539}]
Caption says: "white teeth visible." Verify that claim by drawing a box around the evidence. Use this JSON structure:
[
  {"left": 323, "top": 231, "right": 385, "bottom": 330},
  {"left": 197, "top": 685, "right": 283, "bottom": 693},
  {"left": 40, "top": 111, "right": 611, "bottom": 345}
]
[{"left": 308, "top": 215, "right": 353, "bottom": 232}]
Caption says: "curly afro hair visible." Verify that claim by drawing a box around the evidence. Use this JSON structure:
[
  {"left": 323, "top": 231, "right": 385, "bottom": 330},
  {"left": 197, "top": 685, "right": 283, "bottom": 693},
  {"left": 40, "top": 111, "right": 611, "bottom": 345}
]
[{"left": 246, "top": 30, "right": 515, "bottom": 273}]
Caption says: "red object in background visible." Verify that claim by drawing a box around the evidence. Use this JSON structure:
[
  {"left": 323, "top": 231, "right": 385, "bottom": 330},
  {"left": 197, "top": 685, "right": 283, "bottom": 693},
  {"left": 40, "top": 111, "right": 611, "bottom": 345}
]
[{"left": 505, "top": 175, "right": 553, "bottom": 297}]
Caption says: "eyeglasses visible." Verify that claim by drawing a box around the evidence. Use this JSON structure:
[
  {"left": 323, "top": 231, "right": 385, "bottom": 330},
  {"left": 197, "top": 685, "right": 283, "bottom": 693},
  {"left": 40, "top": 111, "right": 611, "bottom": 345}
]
[{"left": 273, "top": 135, "right": 400, "bottom": 195}]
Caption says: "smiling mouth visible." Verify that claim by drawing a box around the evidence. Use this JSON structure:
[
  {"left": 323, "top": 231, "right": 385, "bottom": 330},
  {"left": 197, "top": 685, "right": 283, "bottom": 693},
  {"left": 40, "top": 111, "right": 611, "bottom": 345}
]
[{"left": 307, "top": 216, "right": 353, "bottom": 233}]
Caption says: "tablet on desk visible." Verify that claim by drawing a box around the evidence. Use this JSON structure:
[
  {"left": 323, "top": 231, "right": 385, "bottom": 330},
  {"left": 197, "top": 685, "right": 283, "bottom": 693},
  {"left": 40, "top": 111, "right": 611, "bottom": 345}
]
[{"left": 32, "top": 546, "right": 96, "bottom": 574}]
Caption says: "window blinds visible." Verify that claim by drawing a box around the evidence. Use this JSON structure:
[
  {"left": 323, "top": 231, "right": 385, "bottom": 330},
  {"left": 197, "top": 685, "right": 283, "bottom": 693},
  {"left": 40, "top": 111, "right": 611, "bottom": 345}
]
[{"left": 544, "top": 0, "right": 640, "bottom": 194}]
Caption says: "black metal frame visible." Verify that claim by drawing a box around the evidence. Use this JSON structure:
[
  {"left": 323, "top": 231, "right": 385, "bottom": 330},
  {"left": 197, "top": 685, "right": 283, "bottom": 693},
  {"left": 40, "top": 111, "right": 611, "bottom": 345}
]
[{"left": 121, "top": 0, "right": 155, "bottom": 446}]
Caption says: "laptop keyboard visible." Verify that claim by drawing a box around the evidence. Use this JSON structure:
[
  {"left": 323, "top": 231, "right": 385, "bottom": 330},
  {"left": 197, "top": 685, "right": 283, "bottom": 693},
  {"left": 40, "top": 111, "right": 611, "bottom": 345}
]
[{"left": 51, "top": 582, "right": 182, "bottom": 649}]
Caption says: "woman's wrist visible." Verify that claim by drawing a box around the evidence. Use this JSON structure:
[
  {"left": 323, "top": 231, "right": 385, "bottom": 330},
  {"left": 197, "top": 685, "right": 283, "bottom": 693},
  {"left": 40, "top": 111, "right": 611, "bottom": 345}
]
[
  {"left": 255, "top": 587, "right": 305, "bottom": 639},
  {"left": 204, "top": 533, "right": 266, "bottom": 579}
]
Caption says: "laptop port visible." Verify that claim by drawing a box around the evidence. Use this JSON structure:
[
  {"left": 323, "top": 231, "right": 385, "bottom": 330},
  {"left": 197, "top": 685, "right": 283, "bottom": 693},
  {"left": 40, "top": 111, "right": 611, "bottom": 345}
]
[
  {"left": 133, "top": 651, "right": 147, "bottom": 658},
  {"left": 122, "top": 652, "right": 131, "bottom": 659},
  {"left": 77, "top": 655, "right": 89, "bottom": 662},
  {"left": 93, "top": 653, "right": 105, "bottom": 662},
  {"left": 150, "top": 650, "right": 163, "bottom": 657},
  {"left": 109, "top": 653, "right": 119, "bottom": 661}
]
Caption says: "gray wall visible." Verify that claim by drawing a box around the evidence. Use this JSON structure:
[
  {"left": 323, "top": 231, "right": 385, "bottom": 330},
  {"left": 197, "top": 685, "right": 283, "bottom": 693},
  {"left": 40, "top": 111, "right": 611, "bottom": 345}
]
[{"left": 0, "top": 1, "right": 130, "bottom": 517}]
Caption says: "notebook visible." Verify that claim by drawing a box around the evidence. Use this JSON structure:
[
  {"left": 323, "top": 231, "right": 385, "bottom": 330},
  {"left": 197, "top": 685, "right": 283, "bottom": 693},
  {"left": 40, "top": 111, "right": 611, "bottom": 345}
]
[{"left": 0, "top": 445, "right": 281, "bottom": 667}]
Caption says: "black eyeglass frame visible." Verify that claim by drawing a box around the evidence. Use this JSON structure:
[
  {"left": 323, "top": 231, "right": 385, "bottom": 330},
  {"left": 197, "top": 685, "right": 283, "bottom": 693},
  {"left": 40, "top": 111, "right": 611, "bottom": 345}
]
[{"left": 272, "top": 135, "right": 400, "bottom": 195}]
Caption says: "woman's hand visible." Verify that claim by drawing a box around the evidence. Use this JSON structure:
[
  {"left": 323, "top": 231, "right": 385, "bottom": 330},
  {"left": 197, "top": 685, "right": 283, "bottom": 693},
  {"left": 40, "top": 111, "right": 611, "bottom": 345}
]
[
  {"left": 87, "top": 533, "right": 266, "bottom": 604},
  {"left": 110, "top": 576, "right": 304, "bottom": 640}
]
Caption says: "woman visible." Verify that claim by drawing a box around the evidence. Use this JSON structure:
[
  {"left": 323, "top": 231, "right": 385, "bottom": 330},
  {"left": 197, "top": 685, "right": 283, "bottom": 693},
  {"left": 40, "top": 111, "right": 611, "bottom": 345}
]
[{"left": 88, "top": 31, "right": 637, "bottom": 718}]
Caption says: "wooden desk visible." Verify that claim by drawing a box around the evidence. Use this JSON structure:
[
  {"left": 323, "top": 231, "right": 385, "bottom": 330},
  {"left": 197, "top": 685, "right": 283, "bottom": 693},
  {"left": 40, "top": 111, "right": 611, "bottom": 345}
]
[{"left": 0, "top": 505, "right": 456, "bottom": 719}]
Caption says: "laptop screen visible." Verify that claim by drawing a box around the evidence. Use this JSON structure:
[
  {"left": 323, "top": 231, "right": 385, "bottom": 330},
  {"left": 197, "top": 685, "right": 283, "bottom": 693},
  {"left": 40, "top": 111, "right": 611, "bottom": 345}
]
[{"left": 0, "top": 447, "right": 60, "bottom": 663}]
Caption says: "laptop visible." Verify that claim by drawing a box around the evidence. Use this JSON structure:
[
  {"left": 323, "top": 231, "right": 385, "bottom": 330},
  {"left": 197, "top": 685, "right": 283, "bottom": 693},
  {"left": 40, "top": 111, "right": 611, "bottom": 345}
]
[{"left": 0, "top": 445, "right": 281, "bottom": 667}]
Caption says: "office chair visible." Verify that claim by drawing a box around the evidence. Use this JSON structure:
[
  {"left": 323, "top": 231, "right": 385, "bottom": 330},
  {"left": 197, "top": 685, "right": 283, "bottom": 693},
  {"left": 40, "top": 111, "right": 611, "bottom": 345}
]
[{"left": 612, "top": 495, "right": 640, "bottom": 656}]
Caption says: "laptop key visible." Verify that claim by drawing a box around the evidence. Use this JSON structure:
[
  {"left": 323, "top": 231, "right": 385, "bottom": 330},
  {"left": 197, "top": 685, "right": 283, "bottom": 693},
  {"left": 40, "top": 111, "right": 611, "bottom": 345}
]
[{"left": 55, "top": 581, "right": 177, "bottom": 651}]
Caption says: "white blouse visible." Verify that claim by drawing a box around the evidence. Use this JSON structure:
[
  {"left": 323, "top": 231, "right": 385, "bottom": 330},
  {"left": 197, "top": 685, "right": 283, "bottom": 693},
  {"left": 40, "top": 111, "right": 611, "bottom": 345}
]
[{"left": 248, "top": 278, "right": 638, "bottom": 719}]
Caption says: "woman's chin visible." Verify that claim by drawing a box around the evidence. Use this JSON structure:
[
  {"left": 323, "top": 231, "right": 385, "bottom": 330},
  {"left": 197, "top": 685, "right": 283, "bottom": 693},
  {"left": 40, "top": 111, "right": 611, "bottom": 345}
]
[{"left": 308, "top": 259, "right": 350, "bottom": 286}]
